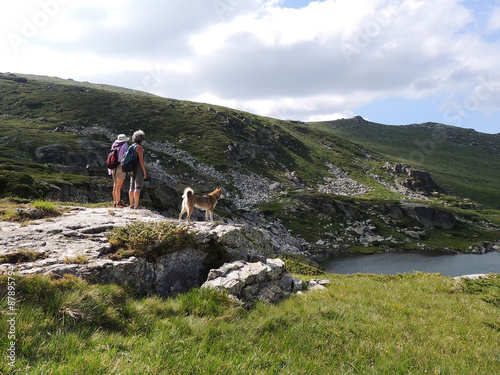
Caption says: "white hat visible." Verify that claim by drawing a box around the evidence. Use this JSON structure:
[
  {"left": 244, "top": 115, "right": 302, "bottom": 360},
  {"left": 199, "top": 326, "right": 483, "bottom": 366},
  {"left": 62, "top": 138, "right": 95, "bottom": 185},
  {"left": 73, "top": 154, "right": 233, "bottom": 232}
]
[{"left": 115, "top": 134, "right": 129, "bottom": 142}]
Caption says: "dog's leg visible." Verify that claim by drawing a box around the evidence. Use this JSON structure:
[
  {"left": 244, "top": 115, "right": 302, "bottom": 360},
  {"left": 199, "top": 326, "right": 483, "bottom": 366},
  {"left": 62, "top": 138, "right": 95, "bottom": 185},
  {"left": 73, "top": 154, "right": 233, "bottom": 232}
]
[
  {"left": 179, "top": 203, "right": 186, "bottom": 222},
  {"left": 205, "top": 210, "right": 209, "bottom": 221},
  {"left": 187, "top": 206, "right": 193, "bottom": 223}
]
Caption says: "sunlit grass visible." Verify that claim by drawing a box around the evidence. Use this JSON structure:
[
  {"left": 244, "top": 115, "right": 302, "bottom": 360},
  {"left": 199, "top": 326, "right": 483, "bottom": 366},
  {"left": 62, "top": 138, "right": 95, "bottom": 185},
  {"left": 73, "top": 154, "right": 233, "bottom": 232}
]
[{"left": 1, "top": 273, "right": 498, "bottom": 374}]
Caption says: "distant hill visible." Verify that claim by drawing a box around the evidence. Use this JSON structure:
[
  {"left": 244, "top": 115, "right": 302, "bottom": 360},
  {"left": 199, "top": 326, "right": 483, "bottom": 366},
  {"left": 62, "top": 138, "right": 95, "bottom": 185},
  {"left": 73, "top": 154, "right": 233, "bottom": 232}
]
[
  {"left": 1, "top": 73, "right": 499, "bottom": 255},
  {"left": 309, "top": 116, "right": 500, "bottom": 209}
]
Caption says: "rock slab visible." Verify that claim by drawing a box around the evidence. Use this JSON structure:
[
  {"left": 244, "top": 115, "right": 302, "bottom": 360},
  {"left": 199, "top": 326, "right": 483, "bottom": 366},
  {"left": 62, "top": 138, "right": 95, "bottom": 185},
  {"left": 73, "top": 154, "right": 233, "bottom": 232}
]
[{"left": 1, "top": 207, "right": 281, "bottom": 296}]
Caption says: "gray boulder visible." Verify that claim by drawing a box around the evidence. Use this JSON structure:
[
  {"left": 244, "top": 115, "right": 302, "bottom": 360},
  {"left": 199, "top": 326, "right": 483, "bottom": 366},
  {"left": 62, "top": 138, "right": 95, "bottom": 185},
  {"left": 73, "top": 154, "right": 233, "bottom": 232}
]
[
  {"left": 400, "top": 202, "right": 456, "bottom": 229},
  {"left": 202, "top": 259, "right": 300, "bottom": 304},
  {"left": 202, "top": 259, "right": 327, "bottom": 305}
]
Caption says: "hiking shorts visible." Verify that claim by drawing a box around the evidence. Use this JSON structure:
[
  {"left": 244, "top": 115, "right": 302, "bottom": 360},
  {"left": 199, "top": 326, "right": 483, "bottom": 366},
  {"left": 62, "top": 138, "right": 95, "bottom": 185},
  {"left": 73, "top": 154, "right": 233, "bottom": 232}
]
[
  {"left": 112, "top": 167, "right": 126, "bottom": 180},
  {"left": 130, "top": 168, "right": 144, "bottom": 190}
]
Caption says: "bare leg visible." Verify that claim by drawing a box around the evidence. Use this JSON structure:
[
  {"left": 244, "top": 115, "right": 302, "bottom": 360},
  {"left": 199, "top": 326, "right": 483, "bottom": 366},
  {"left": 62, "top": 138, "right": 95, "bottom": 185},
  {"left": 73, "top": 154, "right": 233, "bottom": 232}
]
[
  {"left": 129, "top": 189, "right": 134, "bottom": 208},
  {"left": 131, "top": 189, "right": 141, "bottom": 208},
  {"left": 114, "top": 179, "right": 125, "bottom": 204}
]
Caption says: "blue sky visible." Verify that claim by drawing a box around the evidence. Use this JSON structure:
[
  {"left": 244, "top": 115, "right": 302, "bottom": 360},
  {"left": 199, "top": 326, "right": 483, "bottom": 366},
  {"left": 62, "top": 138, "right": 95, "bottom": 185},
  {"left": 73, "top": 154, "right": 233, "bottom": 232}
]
[{"left": 1, "top": 0, "right": 500, "bottom": 134}]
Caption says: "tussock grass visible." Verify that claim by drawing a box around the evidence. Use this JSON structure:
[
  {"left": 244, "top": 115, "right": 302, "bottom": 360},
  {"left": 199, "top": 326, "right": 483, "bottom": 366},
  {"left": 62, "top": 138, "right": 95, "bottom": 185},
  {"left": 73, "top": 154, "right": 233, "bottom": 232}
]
[
  {"left": 1, "top": 273, "right": 499, "bottom": 374},
  {"left": 62, "top": 254, "right": 89, "bottom": 265},
  {"left": 0, "top": 198, "right": 62, "bottom": 222},
  {"left": 0, "top": 249, "right": 47, "bottom": 265},
  {"left": 282, "top": 254, "right": 325, "bottom": 276},
  {"left": 106, "top": 221, "right": 198, "bottom": 261}
]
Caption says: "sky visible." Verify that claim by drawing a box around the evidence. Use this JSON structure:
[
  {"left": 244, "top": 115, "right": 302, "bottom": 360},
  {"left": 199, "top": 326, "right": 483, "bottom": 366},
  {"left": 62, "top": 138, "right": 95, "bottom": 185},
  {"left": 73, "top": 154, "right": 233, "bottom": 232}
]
[{"left": 1, "top": 0, "right": 500, "bottom": 134}]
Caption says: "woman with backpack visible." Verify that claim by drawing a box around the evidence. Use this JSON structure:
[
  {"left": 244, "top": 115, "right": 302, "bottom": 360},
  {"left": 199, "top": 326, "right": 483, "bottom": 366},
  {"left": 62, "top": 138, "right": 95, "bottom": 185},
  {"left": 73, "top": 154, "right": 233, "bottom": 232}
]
[
  {"left": 128, "top": 130, "right": 148, "bottom": 209},
  {"left": 108, "top": 134, "right": 129, "bottom": 208}
]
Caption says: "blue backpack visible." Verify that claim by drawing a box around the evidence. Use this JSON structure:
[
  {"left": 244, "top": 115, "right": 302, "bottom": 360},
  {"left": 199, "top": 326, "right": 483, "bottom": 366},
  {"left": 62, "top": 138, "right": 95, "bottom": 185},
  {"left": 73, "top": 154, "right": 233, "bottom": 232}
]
[{"left": 121, "top": 144, "right": 137, "bottom": 173}]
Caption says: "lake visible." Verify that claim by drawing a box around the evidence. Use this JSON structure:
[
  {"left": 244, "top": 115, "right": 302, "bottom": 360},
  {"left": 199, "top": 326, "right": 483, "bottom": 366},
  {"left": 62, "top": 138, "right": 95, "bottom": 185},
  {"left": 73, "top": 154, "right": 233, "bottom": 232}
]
[{"left": 318, "top": 251, "right": 500, "bottom": 277}]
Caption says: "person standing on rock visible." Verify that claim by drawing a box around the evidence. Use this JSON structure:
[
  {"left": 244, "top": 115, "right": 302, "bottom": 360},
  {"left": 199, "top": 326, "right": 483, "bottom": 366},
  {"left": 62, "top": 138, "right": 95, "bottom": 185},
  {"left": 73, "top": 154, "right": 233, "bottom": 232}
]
[
  {"left": 109, "top": 134, "right": 129, "bottom": 208},
  {"left": 129, "top": 130, "right": 148, "bottom": 209}
]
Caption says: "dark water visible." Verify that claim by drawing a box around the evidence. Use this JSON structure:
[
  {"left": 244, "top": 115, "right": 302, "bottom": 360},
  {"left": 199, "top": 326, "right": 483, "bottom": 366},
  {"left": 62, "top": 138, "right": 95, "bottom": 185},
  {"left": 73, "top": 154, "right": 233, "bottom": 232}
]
[{"left": 319, "top": 251, "right": 500, "bottom": 277}]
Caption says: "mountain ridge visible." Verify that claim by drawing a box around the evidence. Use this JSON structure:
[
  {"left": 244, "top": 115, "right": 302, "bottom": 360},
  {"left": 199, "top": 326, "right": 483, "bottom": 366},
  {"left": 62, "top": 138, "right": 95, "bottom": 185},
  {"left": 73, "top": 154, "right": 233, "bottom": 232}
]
[{"left": 309, "top": 116, "right": 500, "bottom": 209}]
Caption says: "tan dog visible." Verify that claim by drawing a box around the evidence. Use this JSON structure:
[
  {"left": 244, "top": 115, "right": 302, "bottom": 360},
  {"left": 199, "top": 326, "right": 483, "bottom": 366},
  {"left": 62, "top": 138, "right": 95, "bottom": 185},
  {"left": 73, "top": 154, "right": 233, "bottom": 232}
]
[{"left": 178, "top": 187, "right": 223, "bottom": 223}]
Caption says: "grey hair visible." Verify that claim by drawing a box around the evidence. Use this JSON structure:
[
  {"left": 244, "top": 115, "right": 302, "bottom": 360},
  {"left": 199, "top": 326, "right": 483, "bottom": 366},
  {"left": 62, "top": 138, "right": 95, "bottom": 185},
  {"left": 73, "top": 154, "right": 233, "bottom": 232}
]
[{"left": 132, "top": 130, "right": 145, "bottom": 144}]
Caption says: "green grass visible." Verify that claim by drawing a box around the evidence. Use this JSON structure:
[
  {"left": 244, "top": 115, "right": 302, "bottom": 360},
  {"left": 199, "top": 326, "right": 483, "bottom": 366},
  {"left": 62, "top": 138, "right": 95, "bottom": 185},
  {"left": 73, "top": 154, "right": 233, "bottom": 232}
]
[
  {"left": 62, "top": 254, "right": 89, "bottom": 265},
  {"left": 0, "top": 198, "right": 63, "bottom": 222},
  {"left": 0, "top": 273, "right": 499, "bottom": 374}
]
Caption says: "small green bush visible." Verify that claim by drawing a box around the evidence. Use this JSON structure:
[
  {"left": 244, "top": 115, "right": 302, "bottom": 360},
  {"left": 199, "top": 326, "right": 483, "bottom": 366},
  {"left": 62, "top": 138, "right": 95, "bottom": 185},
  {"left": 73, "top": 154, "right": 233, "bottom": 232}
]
[
  {"left": 106, "top": 222, "right": 198, "bottom": 261},
  {"left": 32, "top": 200, "right": 61, "bottom": 218}
]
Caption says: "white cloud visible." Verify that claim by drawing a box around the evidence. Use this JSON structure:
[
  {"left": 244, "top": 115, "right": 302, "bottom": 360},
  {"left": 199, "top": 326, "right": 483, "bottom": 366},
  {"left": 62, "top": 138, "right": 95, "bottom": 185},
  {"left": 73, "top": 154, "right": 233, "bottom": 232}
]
[
  {"left": 307, "top": 111, "right": 356, "bottom": 122},
  {"left": 0, "top": 0, "right": 499, "bottom": 132},
  {"left": 486, "top": 7, "right": 500, "bottom": 34}
]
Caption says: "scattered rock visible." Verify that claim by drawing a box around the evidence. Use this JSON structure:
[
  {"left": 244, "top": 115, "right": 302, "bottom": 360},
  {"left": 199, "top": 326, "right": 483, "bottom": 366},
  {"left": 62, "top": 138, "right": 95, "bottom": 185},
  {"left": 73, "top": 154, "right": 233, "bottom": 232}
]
[
  {"left": 318, "top": 163, "right": 372, "bottom": 196},
  {"left": 308, "top": 279, "right": 331, "bottom": 291},
  {"left": 285, "top": 171, "right": 303, "bottom": 186},
  {"left": 467, "top": 240, "right": 500, "bottom": 254},
  {"left": 14, "top": 208, "right": 44, "bottom": 219},
  {"left": 453, "top": 274, "right": 489, "bottom": 280}
]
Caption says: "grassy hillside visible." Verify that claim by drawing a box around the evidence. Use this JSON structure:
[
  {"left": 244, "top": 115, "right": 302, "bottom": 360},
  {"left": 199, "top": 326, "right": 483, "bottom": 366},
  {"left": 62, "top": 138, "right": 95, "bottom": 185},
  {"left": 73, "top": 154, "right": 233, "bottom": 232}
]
[
  {"left": 1, "top": 273, "right": 499, "bottom": 374},
  {"left": 0, "top": 73, "right": 364, "bottom": 183},
  {"left": 310, "top": 117, "right": 500, "bottom": 209},
  {"left": 1, "top": 72, "right": 499, "bottom": 254}
]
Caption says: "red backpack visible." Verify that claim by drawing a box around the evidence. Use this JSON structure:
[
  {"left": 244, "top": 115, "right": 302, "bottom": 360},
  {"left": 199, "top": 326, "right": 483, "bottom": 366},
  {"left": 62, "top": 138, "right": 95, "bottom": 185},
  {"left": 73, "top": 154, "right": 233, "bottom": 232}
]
[{"left": 106, "top": 147, "right": 120, "bottom": 169}]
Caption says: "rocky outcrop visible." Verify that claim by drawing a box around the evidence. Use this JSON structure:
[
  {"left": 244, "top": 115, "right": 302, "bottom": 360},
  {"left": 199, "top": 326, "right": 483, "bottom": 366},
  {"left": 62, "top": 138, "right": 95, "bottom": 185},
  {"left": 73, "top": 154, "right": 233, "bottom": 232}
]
[
  {"left": 41, "top": 180, "right": 110, "bottom": 204},
  {"left": 383, "top": 162, "right": 438, "bottom": 191},
  {"left": 467, "top": 240, "right": 500, "bottom": 254},
  {"left": 202, "top": 258, "right": 331, "bottom": 305},
  {"left": 36, "top": 250, "right": 207, "bottom": 296},
  {"left": 35, "top": 141, "right": 109, "bottom": 175},
  {"left": 0, "top": 207, "right": 282, "bottom": 296},
  {"left": 399, "top": 201, "right": 456, "bottom": 229}
]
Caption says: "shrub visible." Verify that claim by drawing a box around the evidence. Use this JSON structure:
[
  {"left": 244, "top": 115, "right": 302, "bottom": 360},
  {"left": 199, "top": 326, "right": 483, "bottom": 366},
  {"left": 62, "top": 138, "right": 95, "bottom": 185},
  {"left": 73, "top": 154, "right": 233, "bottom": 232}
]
[
  {"left": 106, "top": 222, "right": 198, "bottom": 261},
  {"left": 33, "top": 200, "right": 60, "bottom": 216}
]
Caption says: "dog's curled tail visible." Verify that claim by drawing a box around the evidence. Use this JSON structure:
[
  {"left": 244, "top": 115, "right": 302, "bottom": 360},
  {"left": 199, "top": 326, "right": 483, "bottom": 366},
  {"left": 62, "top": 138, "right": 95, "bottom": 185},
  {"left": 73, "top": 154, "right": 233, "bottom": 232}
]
[{"left": 182, "top": 187, "right": 194, "bottom": 199}]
